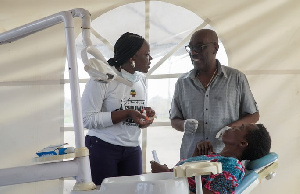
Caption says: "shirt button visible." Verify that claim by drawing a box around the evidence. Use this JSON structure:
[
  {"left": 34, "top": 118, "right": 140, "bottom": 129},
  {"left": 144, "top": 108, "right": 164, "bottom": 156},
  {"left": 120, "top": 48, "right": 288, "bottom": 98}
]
[
  {"left": 206, "top": 108, "right": 208, "bottom": 110},
  {"left": 205, "top": 122, "right": 208, "bottom": 124},
  {"left": 206, "top": 95, "right": 208, "bottom": 97},
  {"left": 206, "top": 137, "right": 208, "bottom": 140}
]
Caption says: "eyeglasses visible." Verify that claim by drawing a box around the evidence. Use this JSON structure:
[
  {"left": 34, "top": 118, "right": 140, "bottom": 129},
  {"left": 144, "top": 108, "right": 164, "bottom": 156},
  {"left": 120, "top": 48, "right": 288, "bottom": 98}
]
[{"left": 185, "top": 42, "right": 215, "bottom": 53}]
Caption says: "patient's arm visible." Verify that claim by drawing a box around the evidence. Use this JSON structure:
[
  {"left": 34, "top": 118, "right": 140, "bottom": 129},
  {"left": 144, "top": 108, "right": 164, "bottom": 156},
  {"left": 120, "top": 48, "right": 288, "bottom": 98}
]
[
  {"left": 151, "top": 161, "right": 214, "bottom": 194},
  {"left": 190, "top": 188, "right": 214, "bottom": 194},
  {"left": 188, "top": 186, "right": 214, "bottom": 194},
  {"left": 188, "top": 185, "right": 215, "bottom": 194},
  {"left": 150, "top": 161, "right": 170, "bottom": 173},
  {"left": 203, "top": 188, "right": 214, "bottom": 194}
]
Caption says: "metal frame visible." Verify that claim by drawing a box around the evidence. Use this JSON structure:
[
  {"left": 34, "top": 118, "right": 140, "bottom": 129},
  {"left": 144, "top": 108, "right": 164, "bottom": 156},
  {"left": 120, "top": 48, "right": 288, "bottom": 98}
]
[{"left": 0, "top": 8, "right": 96, "bottom": 191}]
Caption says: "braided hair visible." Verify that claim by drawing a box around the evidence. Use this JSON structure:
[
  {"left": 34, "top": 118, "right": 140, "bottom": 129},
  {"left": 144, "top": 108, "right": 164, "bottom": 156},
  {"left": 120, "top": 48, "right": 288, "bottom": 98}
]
[
  {"left": 107, "top": 32, "right": 145, "bottom": 69},
  {"left": 241, "top": 124, "right": 271, "bottom": 160}
]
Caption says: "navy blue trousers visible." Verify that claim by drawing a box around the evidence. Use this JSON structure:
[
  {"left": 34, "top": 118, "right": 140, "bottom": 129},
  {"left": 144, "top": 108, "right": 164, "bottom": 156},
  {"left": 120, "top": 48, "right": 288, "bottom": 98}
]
[{"left": 85, "top": 135, "right": 142, "bottom": 185}]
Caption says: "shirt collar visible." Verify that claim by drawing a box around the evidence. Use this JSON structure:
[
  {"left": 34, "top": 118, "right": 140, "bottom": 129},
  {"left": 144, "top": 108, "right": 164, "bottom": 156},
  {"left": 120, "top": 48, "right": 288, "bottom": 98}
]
[
  {"left": 188, "top": 59, "right": 228, "bottom": 79},
  {"left": 218, "top": 60, "right": 228, "bottom": 78}
]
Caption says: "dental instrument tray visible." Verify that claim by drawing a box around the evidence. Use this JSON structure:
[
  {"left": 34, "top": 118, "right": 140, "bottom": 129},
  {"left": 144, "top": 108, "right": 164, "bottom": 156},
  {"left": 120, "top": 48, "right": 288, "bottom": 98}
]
[{"left": 33, "top": 143, "right": 82, "bottom": 163}]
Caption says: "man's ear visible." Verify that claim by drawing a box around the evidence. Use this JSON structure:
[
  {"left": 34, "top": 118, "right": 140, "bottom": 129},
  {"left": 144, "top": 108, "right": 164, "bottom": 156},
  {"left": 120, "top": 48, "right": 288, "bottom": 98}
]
[
  {"left": 214, "top": 42, "right": 219, "bottom": 52},
  {"left": 240, "top": 141, "right": 248, "bottom": 147},
  {"left": 213, "top": 47, "right": 218, "bottom": 54}
]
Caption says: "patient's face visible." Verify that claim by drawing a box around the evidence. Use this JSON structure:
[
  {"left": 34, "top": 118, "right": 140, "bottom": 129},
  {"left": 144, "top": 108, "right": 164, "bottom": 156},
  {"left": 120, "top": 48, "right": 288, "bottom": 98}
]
[{"left": 222, "top": 124, "right": 258, "bottom": 146}]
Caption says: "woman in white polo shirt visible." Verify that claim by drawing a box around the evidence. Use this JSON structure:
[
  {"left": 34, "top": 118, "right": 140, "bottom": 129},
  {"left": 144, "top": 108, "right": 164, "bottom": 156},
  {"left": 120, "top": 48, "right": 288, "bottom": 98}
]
[{"left": 82, "top": 32, "right": 155, "bottom": 185}]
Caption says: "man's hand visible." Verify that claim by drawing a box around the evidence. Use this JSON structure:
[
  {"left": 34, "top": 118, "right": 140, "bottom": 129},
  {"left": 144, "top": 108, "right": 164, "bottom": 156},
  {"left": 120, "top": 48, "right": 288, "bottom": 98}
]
[
  {"left": 192, "top": 141, "right": 214, "bottom": 156},
  {"left": 184, "top": 119, "right": 198, "bottom": 134}
]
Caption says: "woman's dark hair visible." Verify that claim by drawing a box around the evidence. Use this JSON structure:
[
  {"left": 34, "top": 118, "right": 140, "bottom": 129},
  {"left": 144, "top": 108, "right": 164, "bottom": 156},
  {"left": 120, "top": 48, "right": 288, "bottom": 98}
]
[
  {"left": 107, "top": 32, "right": 145, "bottom": 69},
  {"left": 241, "top": 124, "right": 271, "bottom": 160}
]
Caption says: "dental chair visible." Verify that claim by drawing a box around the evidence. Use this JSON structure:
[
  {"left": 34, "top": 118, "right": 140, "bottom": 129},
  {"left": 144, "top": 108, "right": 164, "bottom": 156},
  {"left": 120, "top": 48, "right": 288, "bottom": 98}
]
[
  {"left": 235, "top": 152, "right": 278, "bottom": 194},
  {"left": 72, "top": 152, "right": 278, "bottom": 194}
]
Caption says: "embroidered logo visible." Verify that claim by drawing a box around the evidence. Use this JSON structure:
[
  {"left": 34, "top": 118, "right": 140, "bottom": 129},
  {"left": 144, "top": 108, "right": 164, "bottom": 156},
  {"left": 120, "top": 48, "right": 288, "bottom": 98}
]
[{"left": 130, "top": 89, "right": 136, "bottom": 97}]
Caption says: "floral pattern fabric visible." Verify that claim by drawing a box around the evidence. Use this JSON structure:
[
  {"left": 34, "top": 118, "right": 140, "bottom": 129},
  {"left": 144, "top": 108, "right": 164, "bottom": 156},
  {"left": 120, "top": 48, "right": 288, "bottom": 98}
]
[{"left": 177, "top": 154, "right": 245, "bottom": 194}]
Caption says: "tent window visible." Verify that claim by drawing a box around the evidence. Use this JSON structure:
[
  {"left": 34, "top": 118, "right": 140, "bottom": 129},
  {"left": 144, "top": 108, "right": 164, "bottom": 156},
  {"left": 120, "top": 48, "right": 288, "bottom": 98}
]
[{"left": 64, "top": 1, "right": 228, "bottom": 172}]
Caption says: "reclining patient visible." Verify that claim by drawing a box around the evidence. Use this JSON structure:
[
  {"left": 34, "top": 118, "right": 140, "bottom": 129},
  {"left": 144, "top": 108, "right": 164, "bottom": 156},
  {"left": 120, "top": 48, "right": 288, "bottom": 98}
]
[{"left": 151, "top": 124, "right": 271, "bottom": 194}]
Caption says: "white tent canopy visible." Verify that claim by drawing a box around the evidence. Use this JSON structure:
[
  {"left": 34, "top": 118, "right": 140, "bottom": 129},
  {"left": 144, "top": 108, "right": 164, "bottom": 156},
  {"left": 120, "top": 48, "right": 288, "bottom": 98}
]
[{"left": 0, "top": 1, "right": 299, "bottom": 193}]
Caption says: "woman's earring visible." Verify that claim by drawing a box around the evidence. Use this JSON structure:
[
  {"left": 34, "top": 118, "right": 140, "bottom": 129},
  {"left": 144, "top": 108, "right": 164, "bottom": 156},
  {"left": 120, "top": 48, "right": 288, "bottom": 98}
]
[{"left": 131, "top": 61, "right": 135, "bottom": 68}]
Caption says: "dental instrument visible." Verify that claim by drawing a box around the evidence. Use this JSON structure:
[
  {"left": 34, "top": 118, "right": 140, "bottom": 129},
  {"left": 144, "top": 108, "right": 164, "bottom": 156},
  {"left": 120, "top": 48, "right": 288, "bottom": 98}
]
[{"left": 152, "top": 150, "right": 160, "bottom": 164}]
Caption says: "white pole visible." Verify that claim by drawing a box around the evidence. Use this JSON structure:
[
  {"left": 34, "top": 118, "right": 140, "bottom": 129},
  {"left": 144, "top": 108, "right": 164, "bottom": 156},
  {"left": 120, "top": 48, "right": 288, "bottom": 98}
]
[
  {"left": 0, "top": 12, "right": 65, "bottom": 44},
  {"left": 195, "top": 175, "right": 203, "bottom": 194},
  {"left": 64, "top": 9, "right": 95, "bottom": 190}
]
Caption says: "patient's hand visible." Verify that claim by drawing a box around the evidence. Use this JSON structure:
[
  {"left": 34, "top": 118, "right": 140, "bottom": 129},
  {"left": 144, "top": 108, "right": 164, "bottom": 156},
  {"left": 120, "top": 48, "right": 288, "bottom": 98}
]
[
  {"left": 150, "top": 161, "right": 170, "bottom": 173},
  {"left": 192, "top": 141, "right": 214, "bottom": 156}
]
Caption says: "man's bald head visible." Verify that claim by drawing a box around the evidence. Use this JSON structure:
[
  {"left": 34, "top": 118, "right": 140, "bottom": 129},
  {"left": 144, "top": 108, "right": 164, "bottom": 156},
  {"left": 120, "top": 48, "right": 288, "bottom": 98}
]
[{"left": 192, "top": 29, "right": 218, "bottom": 43}]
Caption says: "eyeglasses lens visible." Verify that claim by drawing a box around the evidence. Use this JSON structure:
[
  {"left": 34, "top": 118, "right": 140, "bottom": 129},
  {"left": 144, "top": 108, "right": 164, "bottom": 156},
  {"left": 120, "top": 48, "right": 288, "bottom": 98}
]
[{"left": 185, "top": 45, "right": 204, "bottom": 53}]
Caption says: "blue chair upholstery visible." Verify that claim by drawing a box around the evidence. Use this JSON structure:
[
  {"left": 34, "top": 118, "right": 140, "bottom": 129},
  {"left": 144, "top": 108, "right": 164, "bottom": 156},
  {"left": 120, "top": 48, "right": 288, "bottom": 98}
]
[
  {"left": 235, "top": 152, "right": 278, "bottom": 194},
  {"left": 235, "top": 171, "right": 258, "bottom": 194},
  {"left": 245, "top": 152, "right": 278, "bottom": 171}
]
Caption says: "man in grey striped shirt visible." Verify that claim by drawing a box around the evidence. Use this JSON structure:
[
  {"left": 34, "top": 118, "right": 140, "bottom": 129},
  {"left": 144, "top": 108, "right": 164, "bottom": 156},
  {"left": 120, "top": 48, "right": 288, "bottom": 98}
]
[{"left": 170, "top": 29, "right": 259, "bottom": 159}]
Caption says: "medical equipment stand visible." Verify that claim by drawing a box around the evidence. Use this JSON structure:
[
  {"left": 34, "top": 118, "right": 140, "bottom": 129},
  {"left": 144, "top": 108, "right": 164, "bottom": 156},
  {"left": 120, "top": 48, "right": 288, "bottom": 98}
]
[{"left": 0, "top": 8, "right": 97, "bottom": 191}]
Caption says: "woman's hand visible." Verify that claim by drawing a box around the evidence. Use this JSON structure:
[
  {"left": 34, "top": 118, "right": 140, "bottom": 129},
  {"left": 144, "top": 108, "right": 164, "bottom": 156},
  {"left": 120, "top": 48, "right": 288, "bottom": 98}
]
[
  {"left": 139, "top": 107, "right": 156, "bottom": 128},
  {"left": 192, "top": 141, "right": 214, "bottom": 156},
  {"left": 111, "top": 108, "right": 155, "bottom": 127},
  {"left": 127, "top": 109, "right": 148, "bottom": 126},
  {"left": 143, "top": 107, "right": 156, "bottom": 119}
]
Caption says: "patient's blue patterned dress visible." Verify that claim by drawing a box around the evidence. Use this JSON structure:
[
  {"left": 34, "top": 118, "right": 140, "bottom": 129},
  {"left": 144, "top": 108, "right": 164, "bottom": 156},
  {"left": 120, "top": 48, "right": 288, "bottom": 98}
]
[{"left": 177, "top": 154, "right": 245, "bottom": 194}]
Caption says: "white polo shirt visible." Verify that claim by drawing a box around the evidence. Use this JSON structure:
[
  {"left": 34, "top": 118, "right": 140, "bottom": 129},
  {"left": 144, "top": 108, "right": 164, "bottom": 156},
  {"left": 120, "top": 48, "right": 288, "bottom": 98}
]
[{"left": 81, "top": 73, "right": 147, "bottom": 147}]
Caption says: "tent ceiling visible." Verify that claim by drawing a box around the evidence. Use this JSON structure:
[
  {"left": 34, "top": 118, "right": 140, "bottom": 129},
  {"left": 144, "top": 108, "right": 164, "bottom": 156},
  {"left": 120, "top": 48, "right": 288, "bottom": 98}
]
[{"left": 1, "top": 0, "right": 300, "bottom": 71}]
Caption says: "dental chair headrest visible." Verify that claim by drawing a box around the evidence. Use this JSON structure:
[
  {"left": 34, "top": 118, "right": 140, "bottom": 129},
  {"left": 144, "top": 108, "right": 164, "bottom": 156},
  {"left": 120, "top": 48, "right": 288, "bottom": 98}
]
[{"left": 245, "top": 152, "right": 278, "bottom": 171}]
